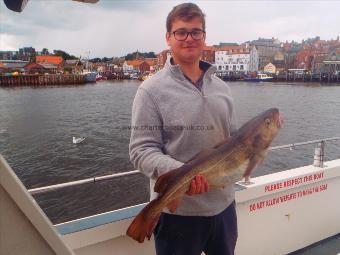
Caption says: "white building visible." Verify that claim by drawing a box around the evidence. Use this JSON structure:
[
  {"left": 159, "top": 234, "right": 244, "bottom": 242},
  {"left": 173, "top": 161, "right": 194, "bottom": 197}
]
[
  {"left": 249, "top": 46, "right": 259, "bottom": 72},
  {"left": 215, "top": 45, "right": 259, "bottom": 73},
  {"left": 122, "top": 61, "right": 134, "bottom": 73},
  {"left": 215, "top": 51, "right": 250, "bottom": 73}
]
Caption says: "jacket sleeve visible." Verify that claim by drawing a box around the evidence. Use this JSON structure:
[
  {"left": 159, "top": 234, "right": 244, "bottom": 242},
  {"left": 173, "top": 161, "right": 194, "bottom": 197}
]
[{"left": 129, "top": 88, "right": 184, "bottom": 180}]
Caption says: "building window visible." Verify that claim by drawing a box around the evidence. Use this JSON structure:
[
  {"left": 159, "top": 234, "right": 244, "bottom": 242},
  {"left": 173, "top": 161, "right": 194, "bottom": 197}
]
[
  {"left": 218, "top": 66, "right": 222, "bottom": 70},
  {"left": 226, "top": 66, "right": 229, "bottom": 70},
  {"left": 233, "top": 65, "right": 236, "bottom": 71},
  {"left": 240, "top": 65, "right": 244, "bottom": 70}
]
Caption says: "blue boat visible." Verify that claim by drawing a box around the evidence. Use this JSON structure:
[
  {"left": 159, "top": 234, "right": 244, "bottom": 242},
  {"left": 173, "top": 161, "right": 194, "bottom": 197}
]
[{"left": 83, "top": 71, "right": 97, "bottom": 83}]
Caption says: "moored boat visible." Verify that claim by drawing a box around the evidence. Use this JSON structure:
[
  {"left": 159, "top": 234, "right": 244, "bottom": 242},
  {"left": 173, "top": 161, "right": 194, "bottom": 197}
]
[
  {"left": 83, "top": 71, "right": 97, "bottom": 83},
  {"left": 95, "top": 74, "right": 103, "bottom": 81},
  {"left": 245, "top": 73, "right": 274, "bottom": 82}
]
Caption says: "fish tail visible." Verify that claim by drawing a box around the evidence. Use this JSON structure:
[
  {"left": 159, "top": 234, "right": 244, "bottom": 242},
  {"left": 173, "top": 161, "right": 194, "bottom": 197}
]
[{"left": 126, "top": 199, "right": 161, "bottom": 243}]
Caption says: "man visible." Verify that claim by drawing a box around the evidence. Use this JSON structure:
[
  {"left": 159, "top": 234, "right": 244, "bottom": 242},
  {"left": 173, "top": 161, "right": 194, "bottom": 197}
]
[{"left": 129, "top": 3, "right": 237, "bottom": 255}]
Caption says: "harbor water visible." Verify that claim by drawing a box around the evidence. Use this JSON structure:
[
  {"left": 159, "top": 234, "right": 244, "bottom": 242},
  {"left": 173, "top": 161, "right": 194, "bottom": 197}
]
[{"left": 1, "top": 81, "right": 340, "bottom": 224}]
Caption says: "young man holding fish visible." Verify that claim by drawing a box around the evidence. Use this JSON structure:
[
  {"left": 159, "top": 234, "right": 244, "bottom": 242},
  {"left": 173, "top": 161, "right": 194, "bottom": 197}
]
[{"left": 129, "top": 3, "right": 238, "bottom": 255}]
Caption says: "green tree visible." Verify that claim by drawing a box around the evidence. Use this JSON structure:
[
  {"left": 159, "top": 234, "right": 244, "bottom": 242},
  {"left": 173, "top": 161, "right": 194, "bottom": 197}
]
[
  {"left": 42, "top": 48, "right": 49, "bottom": 55},
  {"left": 124, "top": 51, "right": 156, "bottom": 60},
  {"left": 53, "top": 50, "right": 77, "bottom": 60}
]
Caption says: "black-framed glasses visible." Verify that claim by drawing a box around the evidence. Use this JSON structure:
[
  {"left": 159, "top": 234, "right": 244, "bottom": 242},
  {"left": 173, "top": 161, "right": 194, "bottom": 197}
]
[{"left": 172, "top": 29, "right": 206, "bottom": 41}]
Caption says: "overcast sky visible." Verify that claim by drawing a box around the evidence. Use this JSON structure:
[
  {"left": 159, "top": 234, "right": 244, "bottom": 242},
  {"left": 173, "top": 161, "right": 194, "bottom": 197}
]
[{"left": 1, "top": 0, "right": 339, "bottom": 58}]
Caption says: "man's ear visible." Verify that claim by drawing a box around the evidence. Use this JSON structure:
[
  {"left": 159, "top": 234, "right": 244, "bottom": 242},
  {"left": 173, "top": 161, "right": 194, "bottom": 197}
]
[{"left": 166, "top": 32, "right": 171, "bottom": 46}]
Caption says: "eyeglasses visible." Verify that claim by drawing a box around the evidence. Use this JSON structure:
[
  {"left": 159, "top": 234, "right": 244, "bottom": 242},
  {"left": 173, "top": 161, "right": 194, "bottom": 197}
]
[{"left": 172, "top": 29, "right": 206, "bottom": 41}]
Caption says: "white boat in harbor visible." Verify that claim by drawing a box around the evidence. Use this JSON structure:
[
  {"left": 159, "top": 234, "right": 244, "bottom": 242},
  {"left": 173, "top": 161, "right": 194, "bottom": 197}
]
[
  {"left": 1, "top": 138, "right": 339, "bottom": 255},
  {"left": 245, "top": 73, "right": 274, "bottom": 82}
]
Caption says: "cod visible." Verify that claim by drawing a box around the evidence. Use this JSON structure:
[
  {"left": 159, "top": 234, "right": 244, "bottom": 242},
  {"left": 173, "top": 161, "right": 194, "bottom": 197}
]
[{"left": 127, "top": 108, "right": 283, "bottom": 243}]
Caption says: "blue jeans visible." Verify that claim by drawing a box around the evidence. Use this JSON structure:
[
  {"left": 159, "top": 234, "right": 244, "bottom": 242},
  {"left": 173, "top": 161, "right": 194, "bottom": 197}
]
[{"left": 154, "top": 201, "right": 238, "bottom": 255}]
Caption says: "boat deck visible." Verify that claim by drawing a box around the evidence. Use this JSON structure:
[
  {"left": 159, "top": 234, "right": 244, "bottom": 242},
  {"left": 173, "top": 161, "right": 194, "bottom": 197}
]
[{"left": 290, "top": 234, "right": 340, "bottom": 255}]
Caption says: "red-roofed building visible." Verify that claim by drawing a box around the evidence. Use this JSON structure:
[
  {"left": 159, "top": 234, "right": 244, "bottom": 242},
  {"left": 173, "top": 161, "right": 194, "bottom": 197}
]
[
  {"left": 145, "top": 58, "right": 157, "bottom": 68},
  {"left": 123, "top": 60, "right": 153, "bottom": 73},
  {"left": 24, "top": 62, "right": 47, "bottom": 74},
  {"left": 202, "top": 46, "right": 217, "bottom": 63},
  {"left": 157, "top": 49, "right": 171, "bottom": 67},
  {"left": 36, "top": 55, "right": 64, "bottom": 65}
]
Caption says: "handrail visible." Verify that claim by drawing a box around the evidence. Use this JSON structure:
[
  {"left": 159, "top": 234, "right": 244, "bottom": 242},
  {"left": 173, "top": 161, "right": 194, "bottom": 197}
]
[
  {"left": 27, "top": 137, "right": 340, "bottom": 195},
  {"left": 269, "top": 137, "right": 340, "bottom": 151},
  {"left": 28, "top": 170, "right": 140, "bottom": 195}
]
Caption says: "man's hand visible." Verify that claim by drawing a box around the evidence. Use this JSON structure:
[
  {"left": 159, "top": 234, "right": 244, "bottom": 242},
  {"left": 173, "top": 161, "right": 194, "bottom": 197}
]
[
  {"left": 166, "top": 175, "right": 209, "bottom": 212},
  {"left": 186, "top": 174, "right": 209, "bottom": 195}
]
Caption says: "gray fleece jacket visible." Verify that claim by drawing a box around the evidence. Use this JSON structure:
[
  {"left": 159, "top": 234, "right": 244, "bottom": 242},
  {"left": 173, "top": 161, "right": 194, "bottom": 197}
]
[{"left": 129, "top": 58, "right": 237, "bottom": 216}]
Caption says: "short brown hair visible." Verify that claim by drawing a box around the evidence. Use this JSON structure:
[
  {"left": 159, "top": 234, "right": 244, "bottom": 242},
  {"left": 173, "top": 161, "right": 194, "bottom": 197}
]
[{"left": 166, "top": 3, "right": 206, "bottom": 32}]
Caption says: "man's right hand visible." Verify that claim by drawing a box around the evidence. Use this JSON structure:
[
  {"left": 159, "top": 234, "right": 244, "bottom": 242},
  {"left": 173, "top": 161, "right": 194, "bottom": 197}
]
[
  {"left": 166, "top": 174, "right": 210, "bottom": 213},
  {"left": 186, "top": 174, "right": 209, "bottom": 195}
]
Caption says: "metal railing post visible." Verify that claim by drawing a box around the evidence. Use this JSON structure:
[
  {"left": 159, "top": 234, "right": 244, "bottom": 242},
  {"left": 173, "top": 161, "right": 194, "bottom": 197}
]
[{"left": 313, "top": 141, "right": 325, "bottom": 168}]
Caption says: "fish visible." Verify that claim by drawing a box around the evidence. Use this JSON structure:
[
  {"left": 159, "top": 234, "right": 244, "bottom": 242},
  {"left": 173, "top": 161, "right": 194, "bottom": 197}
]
[{"left": 127, "top": 107, "right": 283, "bottom": 243}]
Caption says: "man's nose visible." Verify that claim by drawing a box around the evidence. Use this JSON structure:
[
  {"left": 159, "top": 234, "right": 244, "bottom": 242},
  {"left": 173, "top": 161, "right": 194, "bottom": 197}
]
[{"left": 185, "top": 33, "right": 195, "bottom": 42}]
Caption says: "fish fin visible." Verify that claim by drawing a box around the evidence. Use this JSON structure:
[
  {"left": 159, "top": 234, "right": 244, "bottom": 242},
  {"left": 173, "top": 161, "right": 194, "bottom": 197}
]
[
  {"left": 154, "top": 168, "right": 182, "bottom": 194},
  {"left": 243, "top": 154, "right": 264, "bottom": 178},
  {"left": 166, "top": 198, "right": 182, "bottom": 213},
  {"left": 126, "top": 199, "right": 161, "bottom": 243}
]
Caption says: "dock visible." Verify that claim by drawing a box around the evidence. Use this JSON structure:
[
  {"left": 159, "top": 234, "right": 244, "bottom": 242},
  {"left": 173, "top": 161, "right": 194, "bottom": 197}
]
[{"left": 0, "top": 74, "right": 86, "bottom": 87}]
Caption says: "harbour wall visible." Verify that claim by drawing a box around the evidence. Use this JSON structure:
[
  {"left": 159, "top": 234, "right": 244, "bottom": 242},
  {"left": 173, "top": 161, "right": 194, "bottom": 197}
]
[{"left": 0, "top": 74, "right": 86, "bottom": 87}]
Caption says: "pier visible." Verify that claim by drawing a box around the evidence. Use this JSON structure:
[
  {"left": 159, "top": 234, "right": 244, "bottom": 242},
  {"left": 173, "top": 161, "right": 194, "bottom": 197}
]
[
  {"left": 217, "top": 72, "right": 340, "bottom": 83},
  {"left": 0, "top": 74, "right": 86, "bottom": 87}
]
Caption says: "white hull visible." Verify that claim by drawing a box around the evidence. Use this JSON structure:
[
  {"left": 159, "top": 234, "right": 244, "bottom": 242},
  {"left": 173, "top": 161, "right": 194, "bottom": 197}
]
[
  {"left": 1, "top": 155, "right": 339, "bottom": 255},
  {"left": 59, "top": 160, "right": 340, "bottom": 255}
]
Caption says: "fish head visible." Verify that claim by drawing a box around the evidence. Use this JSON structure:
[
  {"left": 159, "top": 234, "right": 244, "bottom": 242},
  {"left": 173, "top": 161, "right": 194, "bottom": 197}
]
[{"left": 250, "top": 108, "right": 283, "bottom": 150}]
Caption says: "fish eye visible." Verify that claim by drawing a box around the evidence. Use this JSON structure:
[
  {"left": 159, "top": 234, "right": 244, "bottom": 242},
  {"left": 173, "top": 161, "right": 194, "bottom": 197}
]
[{"left": 265, "top": 118, "right": 271, "bottom": 125}]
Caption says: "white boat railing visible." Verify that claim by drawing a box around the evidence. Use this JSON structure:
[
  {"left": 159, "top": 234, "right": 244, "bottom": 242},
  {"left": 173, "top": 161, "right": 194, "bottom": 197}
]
[{"left": 27, "top": 137, "right": 340, "bottom": 195}]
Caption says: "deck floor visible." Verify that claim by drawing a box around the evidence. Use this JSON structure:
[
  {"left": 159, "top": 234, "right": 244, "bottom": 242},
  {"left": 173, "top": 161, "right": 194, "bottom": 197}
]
[{"left": 289, "top": 234, "right": 340, "bottom": 255}]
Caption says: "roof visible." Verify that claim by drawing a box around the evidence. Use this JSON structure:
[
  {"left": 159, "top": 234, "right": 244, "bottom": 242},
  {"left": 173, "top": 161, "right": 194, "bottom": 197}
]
[
  {"left": 24, "top": 62, "right": 46, "bottom": 70},
  {"left": 264, "top": 62, "right": 275, "bottom": 67},
  {"left": 216, "top": 45, "right": 250, "bottom": 54},
  {"left": 145, "top": 59, "right": 157, "bottom": 66},
  {"left": 203, "top": 46, "right": 218, "bottom": 51},
  {"left": 126, "top": 60, "right": 145, "bottom": 67},
  {"left": 39, "top": 62, "right": 58, "bottom": 69},
  {"left": 36, "top": 55, "right": 63, "bottom": 65},
  {"left": 2, "top": 62, "right": 28, "bottom": 69},
  {"left": 65, "top": 60, "right": 79, "bottom": 65},
  {"left": 250, "top": 38, "right": 281, "bottom": 48},
  {"left": 0, "top": 60, "right": 28, "bottom": 63},
  {"left": 214, "top": 42, "right": 239, "bottom": 48}
]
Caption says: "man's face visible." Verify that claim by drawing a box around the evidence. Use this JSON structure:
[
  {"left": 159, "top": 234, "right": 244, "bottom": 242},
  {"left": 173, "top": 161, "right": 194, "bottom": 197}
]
[{"left": 166, "top": 17, "right": 206, "bottom": 64}]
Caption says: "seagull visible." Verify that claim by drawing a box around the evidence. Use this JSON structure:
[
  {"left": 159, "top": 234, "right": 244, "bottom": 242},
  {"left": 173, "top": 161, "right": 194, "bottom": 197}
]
[{"left": 73, "top": 136, "right": 85, "bottom": 144}]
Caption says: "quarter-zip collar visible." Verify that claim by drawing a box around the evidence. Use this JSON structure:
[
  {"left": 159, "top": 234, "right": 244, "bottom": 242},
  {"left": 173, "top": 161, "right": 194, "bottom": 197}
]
[{"left": 165, "top": 57, "right": 216, "bottom": 87}]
